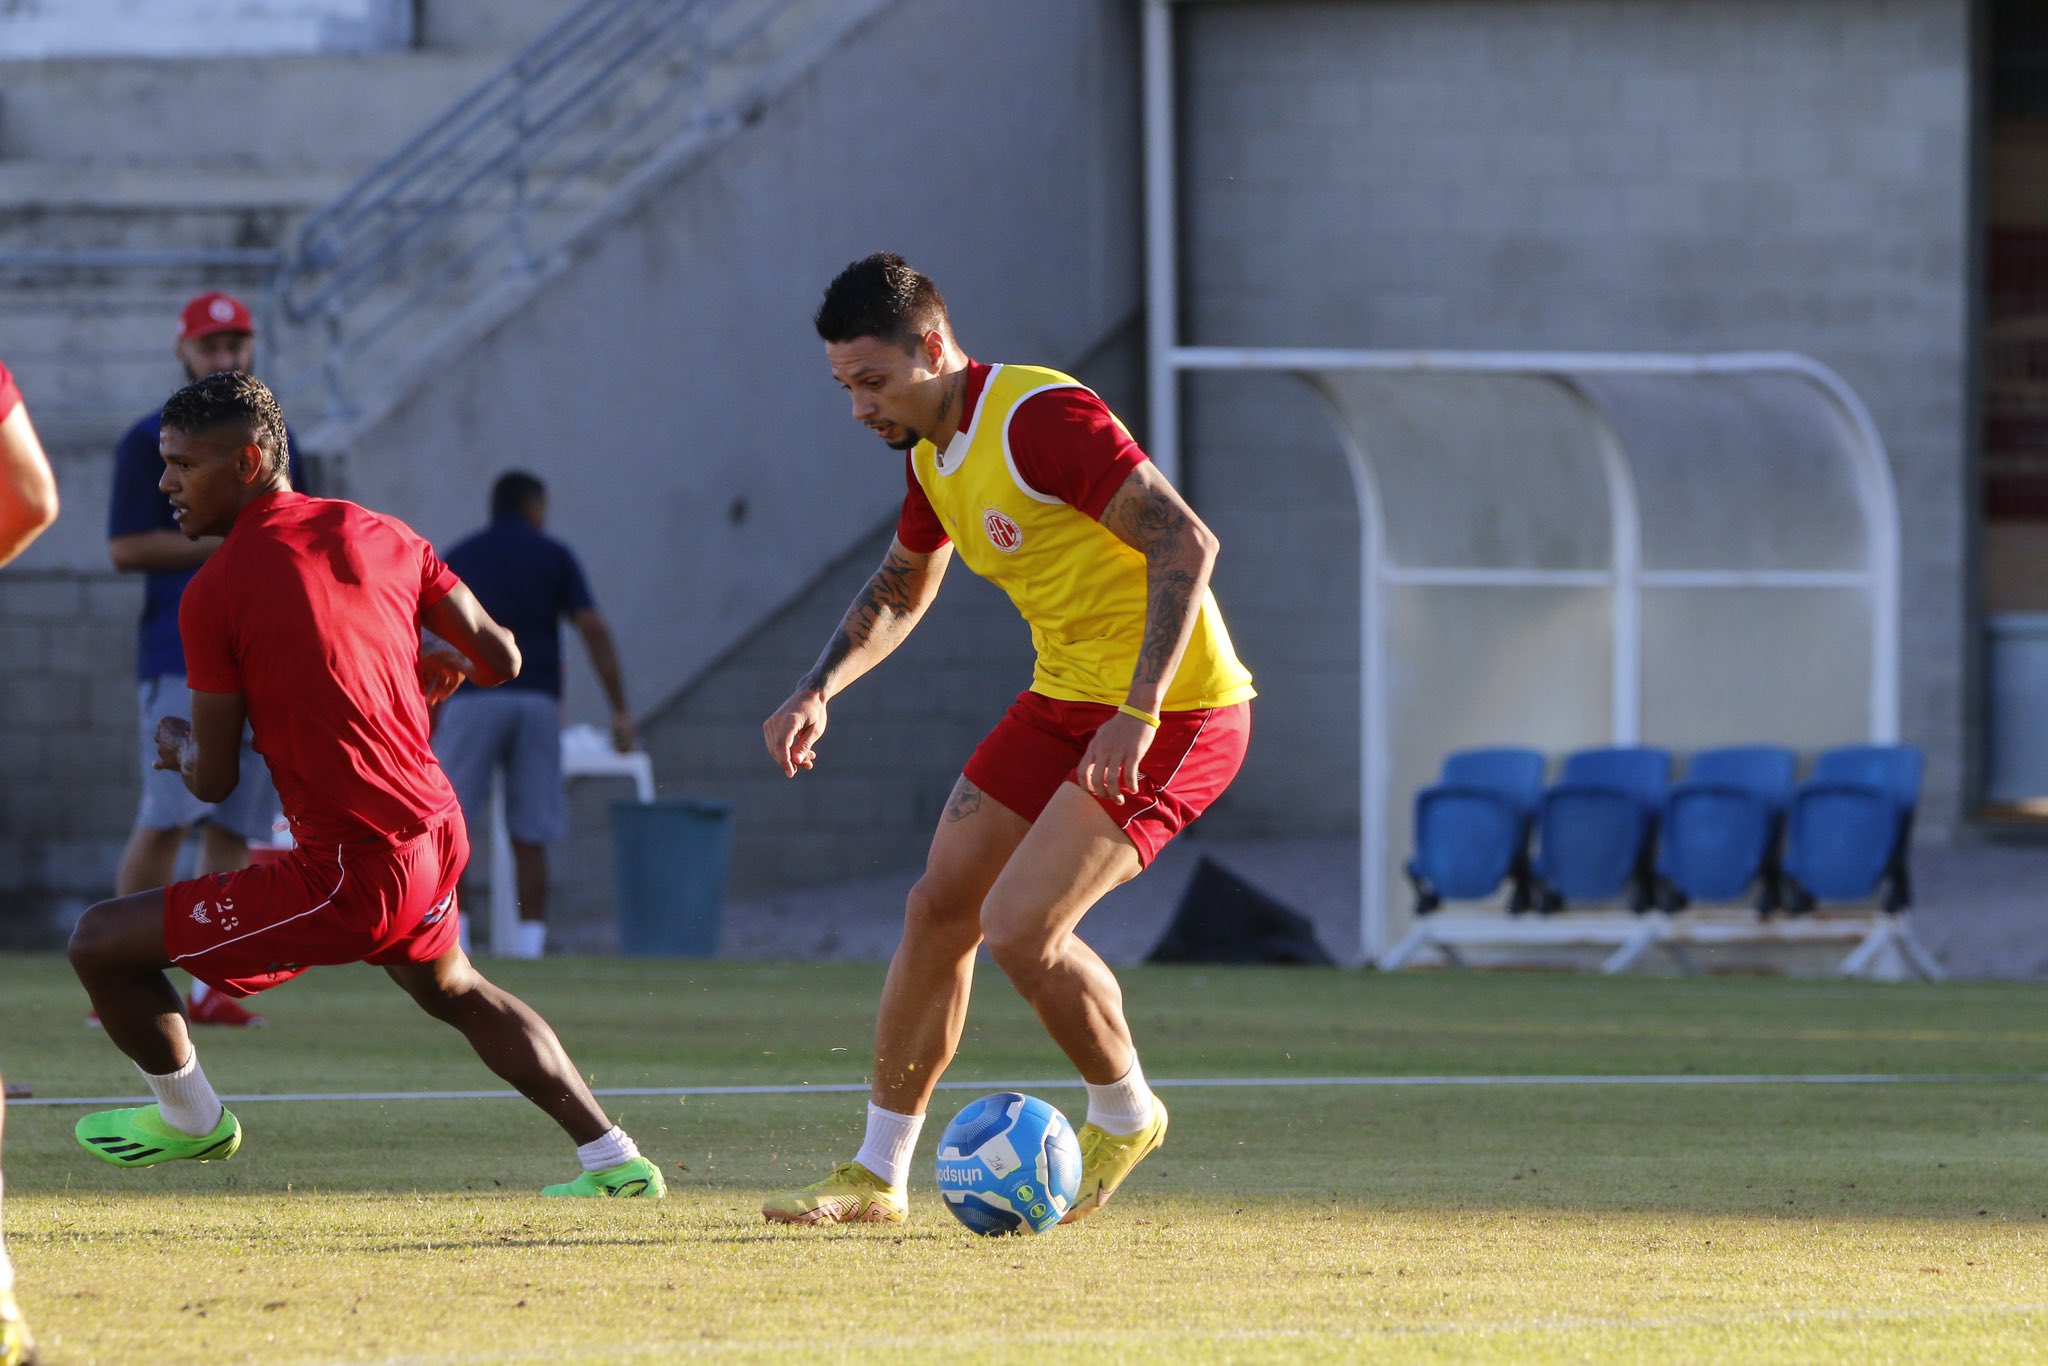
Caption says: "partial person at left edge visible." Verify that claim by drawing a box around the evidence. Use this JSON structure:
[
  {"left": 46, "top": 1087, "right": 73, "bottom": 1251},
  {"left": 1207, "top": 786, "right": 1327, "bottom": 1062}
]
[
  {"left": 0, "top": 356, "right": 57, "bottom": 1365},
  {"left": 102, "top": 292, "right": 304, "bottom": 1028}
]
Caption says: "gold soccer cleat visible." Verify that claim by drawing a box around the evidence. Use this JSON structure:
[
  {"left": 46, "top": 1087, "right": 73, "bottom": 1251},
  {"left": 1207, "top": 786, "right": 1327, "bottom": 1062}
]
[
  {"left": 761, "top": 1161, "right": 908, "bottom": 1226},
  {"left": 1060, "top": 1097, "right": 1169, "bottom": 1225},
  {"left": 0, "top": 1287, "right": 35, "bottom": 1366}
]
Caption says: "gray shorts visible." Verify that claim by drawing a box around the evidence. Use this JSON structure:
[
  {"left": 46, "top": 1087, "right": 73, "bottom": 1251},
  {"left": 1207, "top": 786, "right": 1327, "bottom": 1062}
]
[
  {"left": 433, "top": 690, "right": 566, "bottom": 845},
  {"left": 134, "top": 673, "right": 282, "bottom": 843}
]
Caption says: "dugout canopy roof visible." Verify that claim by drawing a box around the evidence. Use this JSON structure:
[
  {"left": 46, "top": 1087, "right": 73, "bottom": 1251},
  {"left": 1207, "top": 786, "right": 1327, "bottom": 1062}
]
[{"left": 1159, "top": 348, "right": 1901, "bottom": 965}]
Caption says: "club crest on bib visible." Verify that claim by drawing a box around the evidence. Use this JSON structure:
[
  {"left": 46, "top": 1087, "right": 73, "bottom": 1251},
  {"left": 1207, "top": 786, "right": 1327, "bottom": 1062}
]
[{"left": 982, "top": 508, "right": 1023, "bottom": 553}]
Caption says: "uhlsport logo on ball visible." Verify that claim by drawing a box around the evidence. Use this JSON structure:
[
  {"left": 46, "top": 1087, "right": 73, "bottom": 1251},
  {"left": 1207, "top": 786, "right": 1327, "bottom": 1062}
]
[{"left": 934, "top": 1091, "right": 1080, "bottom": 1235}]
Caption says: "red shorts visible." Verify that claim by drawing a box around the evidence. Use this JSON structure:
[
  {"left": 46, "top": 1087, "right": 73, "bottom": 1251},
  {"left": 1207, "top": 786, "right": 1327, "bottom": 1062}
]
[
  {"left": 164, "top": 814, "right": 468, "bottom": 998},
  {"left": 963, "top": 691, "right": 1252, "bottom": 866}
]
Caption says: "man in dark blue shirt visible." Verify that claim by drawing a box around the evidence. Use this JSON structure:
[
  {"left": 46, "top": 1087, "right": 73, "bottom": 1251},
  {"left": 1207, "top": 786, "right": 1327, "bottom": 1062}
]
[
  {"left": 104, "top": 292, "right": 303, "bottom": 1027},
  {"left": 436, "top": 471, "right": 634, "bottom": 957}
]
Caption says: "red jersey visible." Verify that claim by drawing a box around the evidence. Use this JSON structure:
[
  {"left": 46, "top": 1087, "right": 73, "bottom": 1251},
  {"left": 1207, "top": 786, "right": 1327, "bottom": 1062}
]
[
  {"left": 179, "top": 490, "right": 461, "bottom": 847},
  {"left": 895, "top": 360, "right": 1143, "bottom": 553},
  {"left": 0, "top": 361, "right": 21, "bottom": 423}
]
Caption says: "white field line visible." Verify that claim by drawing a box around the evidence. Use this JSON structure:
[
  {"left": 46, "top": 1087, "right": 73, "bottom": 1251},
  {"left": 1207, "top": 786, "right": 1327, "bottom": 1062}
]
[
  {"left": 14, "top": 1071, "right": 2048, "bottom": 1108},
  {"left": 333, "top": 1301, "right": 2048, "bottom": 1365}
]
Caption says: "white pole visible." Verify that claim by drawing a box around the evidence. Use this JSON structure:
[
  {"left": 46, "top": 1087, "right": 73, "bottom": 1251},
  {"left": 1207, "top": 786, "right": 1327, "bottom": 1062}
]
[
  {"left": 1303, "top": 374, "right": 1391, "bottom": 966},
  {"left": 1556, "top": 381, "right": 1643, "bottom": 744},
  {"left": 1142, "top": 0, "right": 1180, "bottom": 483}
]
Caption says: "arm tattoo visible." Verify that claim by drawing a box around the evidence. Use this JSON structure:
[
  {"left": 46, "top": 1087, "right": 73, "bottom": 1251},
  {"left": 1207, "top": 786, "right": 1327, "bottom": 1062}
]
[
  {"left": 1138, "top": 566, "right": 1201, "bottom": 687},
  {"left": 800, "top": 546, "right": 923, "bottom": 693},
  {"left": 1102, "top": 476, "right": 1212, "bottom": 693}
]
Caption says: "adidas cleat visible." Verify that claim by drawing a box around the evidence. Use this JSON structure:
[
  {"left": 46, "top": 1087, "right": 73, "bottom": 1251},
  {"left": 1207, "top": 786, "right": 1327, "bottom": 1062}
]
[
  {"left": 1060, "top": 1097, "right": 1168, "bottom": 1225},
  {"left": 761, "top": 1161, "right": 907, "bottom": 1226},
  {"left": 0, "top": 1288, "right": 34, "bottom": 1366},
  {"left": 75, "top": 1104, "right": 241, "bottom": 1168},
  {"left": 541, "top": 1156, "right": 666, "bottom": 1198}
]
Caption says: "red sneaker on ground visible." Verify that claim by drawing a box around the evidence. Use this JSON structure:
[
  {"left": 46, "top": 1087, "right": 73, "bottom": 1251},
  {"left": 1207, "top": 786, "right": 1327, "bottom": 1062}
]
[{"left": 187, "top": 990, "right": 266, "bottom": 1028}]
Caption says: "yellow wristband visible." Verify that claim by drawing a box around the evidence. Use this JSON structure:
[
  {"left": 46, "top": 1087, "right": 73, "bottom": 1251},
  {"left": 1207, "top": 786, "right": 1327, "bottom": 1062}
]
[{"left": 1117, "top": 703, "right": 1161, "bottom": 728}]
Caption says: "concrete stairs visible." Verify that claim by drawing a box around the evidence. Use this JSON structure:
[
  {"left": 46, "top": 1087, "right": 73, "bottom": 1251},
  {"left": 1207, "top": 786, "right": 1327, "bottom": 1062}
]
[
  {"left": 0, "top": 3, "right": 579, "bottom": 566},
  {"left": 0, "top": 0, "right": 921, "bottom": 931},
  {"left": 0, "top": 2, "right": 586, "bottom": 929}
]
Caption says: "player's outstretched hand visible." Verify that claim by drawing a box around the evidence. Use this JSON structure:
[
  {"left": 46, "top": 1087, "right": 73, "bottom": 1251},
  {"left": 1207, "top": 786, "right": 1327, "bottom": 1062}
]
[
  {"left": 417, "top": 645, "right": 471, "bottom": 706},
  {"left": 764, "top": 687, "right": 827, "bottom": 778},
  {"left": 1077, "top": 711, "right": 1155, "bottom": 806},
  {"left": 153, "top": 715, "right": 193, "bottom": 773}
]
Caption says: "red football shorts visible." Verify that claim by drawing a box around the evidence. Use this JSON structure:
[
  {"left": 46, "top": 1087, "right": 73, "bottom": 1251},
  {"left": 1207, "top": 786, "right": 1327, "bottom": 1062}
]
[
  {"left": 963, "top": 691, "right": 1252, "bottom": 866},
  {"left": 164, "top": 813, "right": 468, "bottom": 998}
]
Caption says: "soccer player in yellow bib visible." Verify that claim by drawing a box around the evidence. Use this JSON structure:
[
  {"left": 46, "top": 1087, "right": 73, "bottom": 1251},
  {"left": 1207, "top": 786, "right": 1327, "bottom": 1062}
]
[{"left": 761, "top": 255, "right": 1255, "bottom": 1226}]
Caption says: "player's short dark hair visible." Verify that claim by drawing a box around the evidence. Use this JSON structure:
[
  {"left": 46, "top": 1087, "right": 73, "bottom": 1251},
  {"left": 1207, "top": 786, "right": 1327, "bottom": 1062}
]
[
  {"left": 160, "top": 371, "right": 289, "bottom": 478},
  {"left": 813, "top": 252, "right": 951, "bottom": 352},
  {"left": 491, "top": 470, "right": 546, "bottom": 520}
]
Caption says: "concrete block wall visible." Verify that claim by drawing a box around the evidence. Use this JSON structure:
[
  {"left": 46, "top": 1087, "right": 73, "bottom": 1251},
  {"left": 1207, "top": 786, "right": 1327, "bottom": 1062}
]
[
  {"left": 1176, "top": 0, "right": 1973, "bottom": 837},
  {"left": 0, "top": 571, "right": 136, "bottom": 944},
  {"left": 334, "top": 0, "right": 1146, "bottom": 909},
  {"left": 546, "top": 520, "right": 1034, "bottom": 950}
]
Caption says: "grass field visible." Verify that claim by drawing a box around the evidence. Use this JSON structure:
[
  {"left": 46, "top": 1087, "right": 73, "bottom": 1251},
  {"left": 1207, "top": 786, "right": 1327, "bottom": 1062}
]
[{"left": 4, "top": 956, "right": 2046, "bottom": 1363}]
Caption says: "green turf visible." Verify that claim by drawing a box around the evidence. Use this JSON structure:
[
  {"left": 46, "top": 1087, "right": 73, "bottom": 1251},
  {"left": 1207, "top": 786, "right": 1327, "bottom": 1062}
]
[{"left": 4, "top": 957, "right": 2046, "bottom": 1362}]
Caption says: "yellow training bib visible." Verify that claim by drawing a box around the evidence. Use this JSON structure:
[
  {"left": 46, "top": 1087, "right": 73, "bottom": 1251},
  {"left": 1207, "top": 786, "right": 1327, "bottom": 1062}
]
[{"left": 911, "top": 364, "right": 1255, "bottom": 712}]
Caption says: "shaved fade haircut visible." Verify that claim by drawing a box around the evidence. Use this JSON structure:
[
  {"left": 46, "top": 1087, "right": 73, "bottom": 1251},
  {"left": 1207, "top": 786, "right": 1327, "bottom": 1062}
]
[
  {"left": 491, "top": 470, "right": 546, "bottom": 520},
  {"left": 161, "top": 370, "right": 290, "bottom": 478},
  {"left": 814, "top": 252, "right": 952, "bottom": 352}
]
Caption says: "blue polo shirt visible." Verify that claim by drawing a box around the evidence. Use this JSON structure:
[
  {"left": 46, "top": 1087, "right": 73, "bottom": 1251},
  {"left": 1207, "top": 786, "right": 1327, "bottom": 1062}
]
[
  {"left": 441, "top": 515, "right": 595, "bottom": 698},
  {"left": 108, "top": 410, "right": 305, "bottom": 681}
]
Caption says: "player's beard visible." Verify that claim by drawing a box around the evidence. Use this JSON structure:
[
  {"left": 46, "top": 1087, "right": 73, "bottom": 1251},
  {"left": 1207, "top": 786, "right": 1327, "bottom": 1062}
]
[{"left": 886, "top": 427, "right": 921, "bottom": 451}]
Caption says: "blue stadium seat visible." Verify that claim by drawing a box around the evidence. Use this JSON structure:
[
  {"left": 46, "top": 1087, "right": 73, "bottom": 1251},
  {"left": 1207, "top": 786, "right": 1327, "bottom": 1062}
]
[
  {"left": 1531, "top": 747, "right": 1673, "bottom": 912},
  {"left": 1405, "top": 747, "right": 1546, "bottom": 915},
  {"left": 1782, "top": 744, "right": 1924, "bottom": 912},
  {"left": 1655, "top": 746, "right": 1799, "bottom": 912}
]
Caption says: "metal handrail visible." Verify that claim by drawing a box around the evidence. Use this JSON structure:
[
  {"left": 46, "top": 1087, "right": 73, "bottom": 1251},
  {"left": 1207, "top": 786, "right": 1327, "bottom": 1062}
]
[{"left": 272, "top": 0, "right": 826, "bottom": 422}]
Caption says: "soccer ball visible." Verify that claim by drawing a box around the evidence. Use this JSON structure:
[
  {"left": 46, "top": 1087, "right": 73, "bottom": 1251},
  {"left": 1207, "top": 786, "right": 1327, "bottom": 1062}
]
[{"left": 934, "top": 1092, "right": 1081, "bottom": 1236}]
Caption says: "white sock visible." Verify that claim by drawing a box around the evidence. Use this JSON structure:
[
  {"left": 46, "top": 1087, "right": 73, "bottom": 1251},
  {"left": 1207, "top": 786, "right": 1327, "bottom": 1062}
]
[
  {"left": 513, "top": 921, "right": 547, "bottom": 959},
  {"left": 1086, "top": 1057, "right": 1156, "bottom": 1136},
  {"left": 576, "top": 1125, "right": 640, "bottom": 1174},
  {"left": 142, "top": 1054, "right": 224, "bottom": 1137},
  {"left": 188, "top": 979, "right": 212, "bottom": 1005},
  {"left": 853, "top": 1103, "right": 924, "bottom": 1189}
]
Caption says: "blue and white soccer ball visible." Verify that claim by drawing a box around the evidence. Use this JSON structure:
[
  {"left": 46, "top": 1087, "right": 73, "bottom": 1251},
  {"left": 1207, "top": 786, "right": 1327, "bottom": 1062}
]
[{"left": 934, "top": 1091, "right": 1081, "bottom": 1236}]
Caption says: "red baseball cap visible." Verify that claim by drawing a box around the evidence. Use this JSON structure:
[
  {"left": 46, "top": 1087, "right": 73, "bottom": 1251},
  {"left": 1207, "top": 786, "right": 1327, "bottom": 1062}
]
[{"left": 179, "top": 292, "right": 255, "bottom": 341}]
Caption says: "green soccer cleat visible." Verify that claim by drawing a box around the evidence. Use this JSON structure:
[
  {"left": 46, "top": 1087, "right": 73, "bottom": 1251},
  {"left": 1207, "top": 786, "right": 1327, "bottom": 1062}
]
[
  {"left": 75, "top": 1104, "right": 241, "bottom": 1168},
  {"left": 541, "top": 1156, "right": 666, "bottom": 1199},
  {"left": 761, "top": 1161, "right": 907, "bottom": 1226},
  {"left": 1060, "top": 1097, "right": 1169, "bottom": 1225},
  {"left": 0, "top": 1287, "right": 35, "bottom": 1366}
]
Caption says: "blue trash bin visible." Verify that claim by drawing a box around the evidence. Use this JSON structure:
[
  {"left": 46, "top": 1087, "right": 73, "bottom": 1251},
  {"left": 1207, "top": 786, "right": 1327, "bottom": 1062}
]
[{"left": 610, "top": 799, "right": 731, "bottom": 957}]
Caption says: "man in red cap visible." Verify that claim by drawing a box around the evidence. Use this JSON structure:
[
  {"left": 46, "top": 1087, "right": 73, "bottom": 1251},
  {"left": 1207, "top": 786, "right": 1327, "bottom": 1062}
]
[{"left": 101, "top": 292, "right": 304, "bottom": 1029}]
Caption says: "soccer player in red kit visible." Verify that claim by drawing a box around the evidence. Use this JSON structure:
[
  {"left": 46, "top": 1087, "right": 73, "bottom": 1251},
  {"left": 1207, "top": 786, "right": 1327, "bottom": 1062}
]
[
  {"left": 66, "top": 372, "right": 661, "bottom": 1198},
  {"left": 0, "top": 357, "right": 56, "bottom": 1365}
]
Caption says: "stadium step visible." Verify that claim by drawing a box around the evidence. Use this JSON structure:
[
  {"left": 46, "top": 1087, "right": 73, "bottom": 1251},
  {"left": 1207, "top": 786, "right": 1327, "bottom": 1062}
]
[{"left": 0, "top": 51, "right": 509, "bottom": 172}]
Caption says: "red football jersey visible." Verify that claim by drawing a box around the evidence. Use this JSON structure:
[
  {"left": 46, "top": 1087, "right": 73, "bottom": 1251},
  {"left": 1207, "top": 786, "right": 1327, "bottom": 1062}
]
[{"left": 180, "top": 491, "right": 461, "bottom": 847}]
